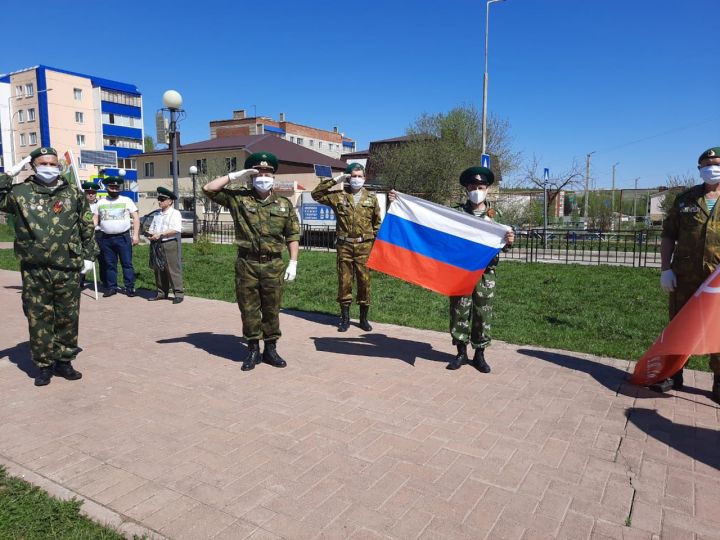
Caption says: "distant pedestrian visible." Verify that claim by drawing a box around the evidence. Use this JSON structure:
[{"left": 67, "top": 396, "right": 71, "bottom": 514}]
[
  {"left": 203, "top": 152, "right": 300, "bottom": 371},
  {"left": 146, "top": 187, "right": 184, "bottom": 303},
  {"left": 311, "top": 163, "right": 381, "bottom": 332},
  {"left": 655, "top": 146, "right": 720, "bottom": 403},
  {"left": 81, "top": 181, "right": 106, "bottom": 286},
  {"left": 96, "top": 176, "right": 140, "bottom": 297},
  {"left": 0, "top": 147, "right": 97, "bottom": 386}
]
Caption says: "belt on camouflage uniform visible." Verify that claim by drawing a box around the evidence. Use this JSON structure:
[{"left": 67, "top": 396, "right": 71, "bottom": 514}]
[
  {"left": 337, "top": 235, "right": 371, "bottom": 244},
  {"left": 238, "top": 250, "right": 282, "bottom": 263}
]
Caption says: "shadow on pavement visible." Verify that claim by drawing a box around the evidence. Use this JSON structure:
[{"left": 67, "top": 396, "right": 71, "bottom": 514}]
[
  {"left": 312, "top": 333, "right": 451, "bottom": 366},
  {"left": 0, "top": 341, "right": 37, "bottom": 379},
  {"left": 284, "top": 309, "right": 338, "bottom": 328},
  {"left": 626, "top": 408, "right": 720, "bottom": 470},
  {"left": 157, "top": 332, "right": 246, "bottom": 362}
]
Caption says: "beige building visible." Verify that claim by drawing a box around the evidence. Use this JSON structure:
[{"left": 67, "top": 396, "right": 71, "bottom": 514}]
[
  {"left": 134, "top": 133, "right": 348, "bottom": 218},
  {"left": 0, "top": 65, "right": 143, "bottom": 184}
]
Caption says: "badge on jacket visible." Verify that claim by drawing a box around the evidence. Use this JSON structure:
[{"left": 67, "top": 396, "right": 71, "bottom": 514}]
[{"left": 53, "top": 200, "right": 64, "bottom": 214}]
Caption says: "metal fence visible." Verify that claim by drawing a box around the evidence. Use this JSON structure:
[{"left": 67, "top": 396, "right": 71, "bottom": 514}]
[
  {"left": 504, "top": 228, "right": 662, "bottom": 267},
  {"left": 198, "top": 221, "right": 662, "bottom": 268}
]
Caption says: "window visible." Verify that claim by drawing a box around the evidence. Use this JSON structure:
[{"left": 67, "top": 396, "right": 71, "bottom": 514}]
[
  {"left": 102, "top": 136, "right": 143, "bottom": 150},
  {"left": 117, "top": 158, "right": 136, "bottom": 170},
  {"left": 296, "top": 137, "right": 304, "bottom": 145},
  {"left": 25, "top": 83, "right": 34, "bottom": 97},
  {"left": 17, "top": 110, "right": 25, "bottom": 123},
  {"left": 102, "top": 112, "right": 140, "bottom": 127},
  {"left": 76, "top": 134, "right": 86, "bottom": 147},
  {"left": 19, "top": 133, "right": 27, "bottom": 146},
  {"left": 196, "top": 159, "right": 207, "bottom": 174},
  {"left": 27, "top": 108, "right": 35, "bottom": 121},
  {"left": 318, "top": 141, "right": 323, "bottom": 149},
  {"left": 74, "top": 88, "right": 83, "bottom": 100},
  {"left": 75, "top": 111, "right": 84, "bottom": 124},
  {"left": 225, "top": 157, "right": 237, "bottom": 172},
  {"left": 29, "top": 132, "right": 37, "bottom": 145},
  {"left": 289, "top": 136, "right": 295, "bottom": 142},
  {"left": 144, "top": 162, "right": 155, "bottom": 177},
  {"left": 100, "top": 89, "right": 142, "bottom": 107},
  {"left": 309, "top": 140, "right": 314, "bottom": 147},
  {"left": 15, "top": 85, "right": 23, "bottom": 97}
]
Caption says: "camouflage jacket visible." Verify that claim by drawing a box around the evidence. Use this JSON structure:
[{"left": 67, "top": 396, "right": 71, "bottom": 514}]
[
  {"left": 0, "top": 174, "right": 97, "bottom": 270},
  {"left": 205, "top": 187, "right": 300, "bottom": 254},
  {"left": 662, "top": 184, "right": 720, "bottom": 279},
  {"left": 311, "top": 179, "right": 381, "bottom": 240}
]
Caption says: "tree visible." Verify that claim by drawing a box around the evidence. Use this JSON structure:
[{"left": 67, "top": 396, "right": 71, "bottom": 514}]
[
  {"left": 520, "top": 155, "right": 583, "bottom": 219},
  {"left": 196, "top": 157, "right": 234, "bottom": 226},
  {"left": 658, "top": 173, "right": 695, "bottom": 217},
  {"left": 144, "top": 136, "right": 155, "bottom": 153},
  {"left": 372, "top": 106, "right": 521, "bottom": 204}
]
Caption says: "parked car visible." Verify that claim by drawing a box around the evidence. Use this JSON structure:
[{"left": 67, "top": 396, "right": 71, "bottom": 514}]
[{"left": 140, "top": 210, "right": 195, "bottom": 237}]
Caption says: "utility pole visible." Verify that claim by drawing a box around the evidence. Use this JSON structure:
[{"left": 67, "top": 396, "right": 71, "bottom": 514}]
[
  {"left": 611, "top": 162, "right": 619, "bottom": 230},
  {"left": 632, "top": 177, "right": 640, "bottom": 221},
  {"left": 583, "top": 151, "right": 595, "bottom": 221}
]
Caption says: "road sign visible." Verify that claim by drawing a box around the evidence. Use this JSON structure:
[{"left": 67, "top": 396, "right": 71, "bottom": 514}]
[
  {"left": 543, "top": 168, "right": 550, "bottom": 181},
  {"left": 481, "top": 154, "right": 490, "bottom": 168}
]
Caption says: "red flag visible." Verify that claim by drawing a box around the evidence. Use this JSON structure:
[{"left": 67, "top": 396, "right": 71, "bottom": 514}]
[{"left": 631, "top": 266, "right": 720, "bottom": 385}]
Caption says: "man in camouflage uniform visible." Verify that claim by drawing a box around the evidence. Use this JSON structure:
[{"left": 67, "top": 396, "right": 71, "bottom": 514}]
[
  {"left": 203, "top": 152, "right": 300, "bottom": 371},
  {"left": 446, "top": 167, "right": 513, "bottom": 372},
  {"left": 655, "top": 146, "right": 720, "bottom": 403},
  {"left": 312, "top": 163, "right": 381, "bottom": 332},
  {"left": 0, "top": 147, "right": 97, "bottom": 386}
]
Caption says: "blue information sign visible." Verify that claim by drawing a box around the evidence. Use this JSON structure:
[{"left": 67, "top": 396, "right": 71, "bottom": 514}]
[
  {"left": 481, "top": 154, "right": 490, "bottom": 168},
  {"left": 302, "top": 204, "right": 335, "bottom": 222}
]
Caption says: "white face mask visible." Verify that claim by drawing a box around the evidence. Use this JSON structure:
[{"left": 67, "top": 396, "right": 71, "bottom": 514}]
[
  {"left": 699, "top": 165, "right": 720, "bottom": 185},
  {"left": 468, "top": 189, "right": 486, "bottom": 204},
  {"left": 349, "top": 177, "right": 365, "bottom": 190},
  {"left": 35, "top": 165, "right": 60, "bottom": 184},
  {"left": 253, "top": 177, "right": 274, "bottom": 192}
]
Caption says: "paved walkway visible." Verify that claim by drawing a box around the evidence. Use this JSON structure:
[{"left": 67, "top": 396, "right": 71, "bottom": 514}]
[{"left": 0, "top": 268, "right": 718, "bottom": 540}]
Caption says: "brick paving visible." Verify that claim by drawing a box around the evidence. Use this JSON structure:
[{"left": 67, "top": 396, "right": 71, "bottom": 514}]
[{"left": 0, "top": 267, "right": 718, "bottom": 540}]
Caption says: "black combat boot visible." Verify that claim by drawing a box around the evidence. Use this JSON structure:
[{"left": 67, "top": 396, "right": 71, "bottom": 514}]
[
  {"left": 338, "top": 305, "right": 350, "bottom": 332},
  {"left": 448, "top": 343, "right": 467, "bottom": 370},
  {"left": 359, "top": 305, "right": 373, "bottom": 332},
  {"left": 241, "top": 340, "right": 260, "bottom": 371},
  {"left": 712, "top": 375, "right": 720, "bottom": 405},
  {"left": 472, "top": 348, "right": 491, "bottom": 373},
  {"left": 53, "top": 361, "right": 82, "bottom": 380},
  {"left": 649, "top": 369, "right": 684, "bottom": 393},
  {"left": 34, "top": 366, "right": 53, "bottom": 386},
  {"left": 263, "top": 341, "right": 287, "bottom": 368}
]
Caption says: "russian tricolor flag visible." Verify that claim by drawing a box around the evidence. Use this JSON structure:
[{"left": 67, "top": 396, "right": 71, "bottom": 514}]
[{"left": 368, "top": 192, "right": 509, "bottom": 296}]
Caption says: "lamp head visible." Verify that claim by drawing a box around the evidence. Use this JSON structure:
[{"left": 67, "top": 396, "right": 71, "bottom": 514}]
[
  {"left": 118, "top": 168, "right": 126, "bottom": 178},
  {"left": 189, "top": 165, "right": 198, "bottom": 175},
  {"left": 162, "top": 90, "right": 183, "bottom": 109}
]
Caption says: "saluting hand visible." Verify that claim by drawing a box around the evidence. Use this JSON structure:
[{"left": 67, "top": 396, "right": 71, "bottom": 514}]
[
  {"left": 7, "top": 155, "right": 31, "bottom": 177},
  {"left": 333, "top": 173, "right": 351, "bottom": 184},
  {"left": 229, "top": 169, "right": 259, "bottom": 181}
]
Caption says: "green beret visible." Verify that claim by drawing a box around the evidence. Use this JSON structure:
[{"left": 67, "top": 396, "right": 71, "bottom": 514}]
[
  {"left": 81, "top": 182, "right": 99, "bottom": 191},
  {"left": 29, "top": 147, "right": 57, "bottom": 160},
  {"left": 345, "top": 162, "right": 365, "bottom": 174},
  {"left": 245, "top": 152, "right": 278, "bottom": 172},
  {"left": 103, "top": 176, "right": 123, "bottom": 187},
  {"left": 698, "top": 147, "right": 720, "bottom": 164},
  {"left": 156, "top": 186, "right": 177, "bottom": 200},
  {"left": 459, "top": 166, "right": 494, "bottom": 187}
]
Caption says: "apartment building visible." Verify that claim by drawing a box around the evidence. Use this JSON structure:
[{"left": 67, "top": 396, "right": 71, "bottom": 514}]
[{"left": 0, "top": 65, "right": 143, "bottom": 182}]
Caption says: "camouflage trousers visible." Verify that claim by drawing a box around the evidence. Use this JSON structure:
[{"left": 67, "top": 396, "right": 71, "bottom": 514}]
[
  {"left": 449, "top": 269, "right": 496, "bottom": 350},
  {"left": 20, "top": 263, "right": 82, "bottom": 368},
  {"left": 235, "top": 255, "right": 285, "bottom": 341},
  {"left": 336, "top": 240, "right": 372, "bottom": 306},
  {"left": 671, "top": 277, "right": 720, "bottom": 375}
]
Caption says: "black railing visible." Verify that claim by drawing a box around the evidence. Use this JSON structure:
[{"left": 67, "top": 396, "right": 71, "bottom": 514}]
[
  {"left": 198, "top": 220, "right": 235, "bottom": 244},
  {"left": 301, "top": 225, "right": 336, "bottom": 250},
  {"left": 503, "top": 228, "right": 662, "bottom": 267}
]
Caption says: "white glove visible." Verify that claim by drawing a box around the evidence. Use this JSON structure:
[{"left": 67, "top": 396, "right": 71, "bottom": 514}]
[
  {"left": 333, "top": 173, "right": 350, "bottom": 184},
  {"left": 284, "top": 260, "right": 297, "bottom": 281},
  {"left": 82, "top": 260, "right": 94, "bottom": 274},
  {"left": 8, "top": 155, "right": 31, "bottom": 177},
  {"left": 228, "top": 169, "right": 258, "bottom": 181},
  {"left": 660, "top": 269, "right": 676, "bottom": 293}
]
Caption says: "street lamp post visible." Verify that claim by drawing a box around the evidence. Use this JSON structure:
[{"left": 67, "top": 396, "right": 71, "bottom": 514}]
[
  {"left": 189, "top": 165, "right": 198, "bottom": 241},
  {"left": 118, "top": 168, "right": 127, "bottom": 190},
  {"left": 481, "top": 0, "right": 506, "bottom": 157},
  {"left": 583, "top": 151, "right": 596, "bottom": 222},
  {"left": 632, "top": 177, "right": 640, "bottom": 223},
  {"left": 162, "top": 90, "right": 184, "bottom": 265}
]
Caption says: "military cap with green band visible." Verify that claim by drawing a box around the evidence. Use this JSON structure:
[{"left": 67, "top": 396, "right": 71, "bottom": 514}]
[
  {"left": 81, "top": 181, "right": 100, "bottom": 191},
  {"left": 156, "top": 186, "right": 177, "bottom": 200},
  {"left": 698, "top": 147, "right": 720, "bottom": 164},
  {"left": 29, "top": 147, "right": 58, "bottom": 160},
  {"left": 244, "top": 152, "right": 279, "bottom": 172},
  {"left": 103, "top": 176, "right": 124, "bottom": 187},
  {"left": 345, "top": 162, "right": 365, "bottom": 174},
  {"left": 459, "top": 166, "right": 495, "bottom": 186}
]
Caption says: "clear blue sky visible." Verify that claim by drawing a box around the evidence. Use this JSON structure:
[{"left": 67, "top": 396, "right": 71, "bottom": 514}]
[{"left": 3, "top": 0, "right": 718, "bottom": 189}]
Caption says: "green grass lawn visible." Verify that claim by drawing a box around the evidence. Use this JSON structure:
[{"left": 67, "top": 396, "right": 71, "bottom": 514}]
[
  {"left": 0, "top": 467, "right": 127, "bottom": 539},
  {"left": 0, "top": 244, "right": 709, "bottom": 371},
  {"left": 0, "top": 223, "right": 14, "bottom": 242}
]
